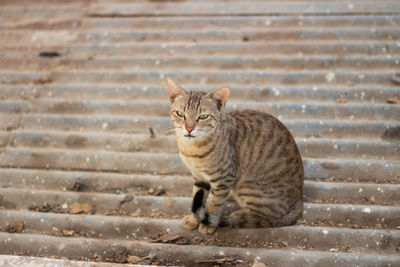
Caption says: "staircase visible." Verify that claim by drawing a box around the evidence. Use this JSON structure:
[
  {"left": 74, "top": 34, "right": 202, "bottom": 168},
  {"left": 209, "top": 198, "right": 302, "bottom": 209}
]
[{"left": 0, "top": 0, "right": 399, "bottom": 266}]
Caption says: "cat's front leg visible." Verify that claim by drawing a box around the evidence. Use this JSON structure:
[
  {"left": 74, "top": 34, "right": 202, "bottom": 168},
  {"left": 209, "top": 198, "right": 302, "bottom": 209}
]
[
  {"left": 198, "top": 177, "right": 235, "bottom": 234},
  {"left": 181, "top": 180, "right": 210, "bottom": 230}
]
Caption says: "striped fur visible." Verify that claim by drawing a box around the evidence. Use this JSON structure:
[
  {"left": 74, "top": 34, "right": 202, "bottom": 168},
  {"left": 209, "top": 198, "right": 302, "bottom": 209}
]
[{"left": 166, "top": 78, "right": 304, "bottom": 234}]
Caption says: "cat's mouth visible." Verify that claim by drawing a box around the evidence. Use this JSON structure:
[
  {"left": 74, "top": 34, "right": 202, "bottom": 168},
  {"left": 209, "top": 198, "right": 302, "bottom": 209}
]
[{"left": 184, "top": 134, "right": 195, "bottom": 138}]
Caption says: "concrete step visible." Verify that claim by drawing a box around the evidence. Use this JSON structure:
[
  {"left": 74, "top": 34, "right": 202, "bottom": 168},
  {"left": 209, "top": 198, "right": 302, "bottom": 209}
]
[
  {"left": 0, "top": 188, "right": 399, "bottom": 229},
  {"left": 1, "top": 84, "right": 398, "bottom": 103},
  {"left": 1, "top": 232, "right": 399, "bottom": 266},
  {"left": 1, "top": 147, "right": 399, "bottom": 182},
  {"left": 67, "top": 41, "right": 400, "bottom": 57},
  {"left": 2, "top": 27, "right": 400, "bottom": 45},
  {"left": 1, "top": 209, "right": 399, "bottom": 254},
  {"left": 73, "top": 28, "right": 400, "bottom": 43},
  {"left": 89, "top": 1, "right": 400, "bottom": 16},
  {"left": 3, "top": 41, "right": 399, "bottom": 57},
  {"left": 5, "top": 130, "right": 400, "bottom": 160},
  {"left": 82, "top": 15, "right": 400, "bottom": 30},
  {"left": 15, "top": 113, "right": 400, "bottom": 140},
  {"left": 2, "top": 55, "right": 400, "bottom": 71},
  {"left": 0, "top": 1, "right": 86, "bottom": 30},
  {"left": 0, "top": 168, "right": 399, "bottom": 205},
  {"left": 5, "top": 14, "right": 399, "bottom": 30},
  {"left": 2, "top": 0, "right": 399, "bottom": 265},
  {"left": 1, "top": 99, "right": 399, "bottom": 121},
  {"left": 0, "top": 70, "right": 395, "bottom": 86},
  {"left": 0, "top": 255, "right": 138, "bottom": 267}
]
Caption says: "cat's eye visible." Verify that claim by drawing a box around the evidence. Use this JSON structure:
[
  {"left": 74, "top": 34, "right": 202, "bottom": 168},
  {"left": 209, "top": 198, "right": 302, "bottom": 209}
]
[
  {"left": 176, "top": 111, "right": 185, "bottom": 118},
  {"left": 198, "top": 114, "right": 209, "bottom": 120}
]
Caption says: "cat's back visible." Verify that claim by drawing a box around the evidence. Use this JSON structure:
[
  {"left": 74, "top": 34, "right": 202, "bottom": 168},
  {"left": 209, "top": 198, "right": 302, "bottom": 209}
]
[
  {"left": 228, "top": 109, "right": 292, "bottom": 144},
  {"left": 229, "top": 109, "right": 281, "bottom": 131},
  {"left": 227, "top": 109, "right": 303, "bottom": 178}
]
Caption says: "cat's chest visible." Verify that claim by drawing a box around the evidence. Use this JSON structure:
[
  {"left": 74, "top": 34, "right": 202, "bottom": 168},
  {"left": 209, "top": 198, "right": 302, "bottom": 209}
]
[{"left": 180, "top": 153, "right": 213, "bottom": 181}]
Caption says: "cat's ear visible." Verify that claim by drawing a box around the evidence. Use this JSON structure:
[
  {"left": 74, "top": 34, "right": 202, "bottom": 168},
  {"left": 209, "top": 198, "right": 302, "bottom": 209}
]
[
  {"left": 165, "top": 77, "right": 186, "bottom": 103},
  {"left": 207, "top": 86, "right": 230, "bottom": 110}
]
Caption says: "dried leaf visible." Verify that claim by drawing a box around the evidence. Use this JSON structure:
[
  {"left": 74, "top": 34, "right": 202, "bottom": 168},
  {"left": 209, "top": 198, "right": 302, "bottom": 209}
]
[
  {"left": 34, "top": 77, "right": 52, "bottom": 84},
  {"left": 387, "top": 96, "right": 400, "bottom": 104},
  {"left": 252, "top": 259, "right": 267, "bottom": 267},
  {"left": 335, "top": 98, "right": 348, "bottom": 103},
  {"left": 369, "top": 196, "right": 376, "bottom": 204},
  {"left": 38, "top": 203, "right": 52, "bottom": 212},
  {"left": 71, "top": 180, "right": 88, "bottom": 192},
  {"left": 127, "top": 255, "right": 150, "bottom": 264},
  {"left": 196, "top": 258, "right": 237, "bottom": 264},
  {"left": 127, "top": 256, "right": 140, "bottom": 264},
  {"left": 6, "top": 221, "right": 24, "bottom": 233},
  {"left": 162, "top": 234, "right": 183, "bottom": 243},
  {"left": 62, "top": 229, "right": 75, "bottom": 237},
  {"left": 119, "top": 195, "right": 134, "bottom": 206},
  {"left": 69, "top": 202, "right": 94, "bottom": 214},
  {"left": 148, "top": 187, "right": 166, "bottom": 196},
  {"left": 51, "top": 65, "right": 65, "bottom": 71},
  {"left": 151, "top": 234, "right": 185, "bottom": 244},
  {"left": 297, "top": 219, "right": 306, "bottom": 224}
]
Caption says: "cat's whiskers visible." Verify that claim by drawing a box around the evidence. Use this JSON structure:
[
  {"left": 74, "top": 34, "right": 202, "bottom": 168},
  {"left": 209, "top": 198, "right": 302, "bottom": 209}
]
[{"left": 164, "top": 127, "right": 177, "bottom": 135}]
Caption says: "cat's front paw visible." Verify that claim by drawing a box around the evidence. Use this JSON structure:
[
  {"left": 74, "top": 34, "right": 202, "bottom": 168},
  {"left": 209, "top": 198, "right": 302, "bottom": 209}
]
[
  {"left": 181, "top": 214, "right": 200, "bottom": 230},
  {"left": 199, "top": 223, "right": 217, "bottom": 235}
]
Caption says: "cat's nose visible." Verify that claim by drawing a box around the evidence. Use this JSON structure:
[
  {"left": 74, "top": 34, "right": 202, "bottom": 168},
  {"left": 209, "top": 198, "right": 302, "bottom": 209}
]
[{"left": 186, "top": 127, "right": 194, "bottom": 133}]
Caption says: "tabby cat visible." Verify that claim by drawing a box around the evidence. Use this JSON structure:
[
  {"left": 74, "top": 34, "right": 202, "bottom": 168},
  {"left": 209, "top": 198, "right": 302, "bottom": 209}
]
[{"left": 166, "top": 77, "right": 304, "bottom": 234}]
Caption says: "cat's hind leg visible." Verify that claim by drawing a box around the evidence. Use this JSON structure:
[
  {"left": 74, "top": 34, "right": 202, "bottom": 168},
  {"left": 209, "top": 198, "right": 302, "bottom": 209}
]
[
  {"left": 225, "top": 209, "right": 269, "bottom": 228},
  {"left": 268, "top": 198, "right": 303, "bottom": 227},
  {"left": 226, "top": 198, "right": 303, "bottom": 228}
]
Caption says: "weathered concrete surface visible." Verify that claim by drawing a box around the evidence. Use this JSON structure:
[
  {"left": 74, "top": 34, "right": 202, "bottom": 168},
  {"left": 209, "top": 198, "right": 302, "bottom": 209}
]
[
  {"left": 0, "top": 0, "right": 400, "bottom": 266},
  {"left": 0, "top": 255, "right": 150, "bottom": 267}
]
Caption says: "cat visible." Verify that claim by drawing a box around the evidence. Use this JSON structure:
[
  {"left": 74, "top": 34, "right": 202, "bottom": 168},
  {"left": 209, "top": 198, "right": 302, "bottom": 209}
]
[{"left": 166, "top": 77, "right": 304, "bottom": 234}]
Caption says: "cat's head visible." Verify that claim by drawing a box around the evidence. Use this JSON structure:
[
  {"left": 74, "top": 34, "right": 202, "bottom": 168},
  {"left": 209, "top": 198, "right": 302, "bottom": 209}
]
[{"left": 165, "top": 77, "right": 230, "bottom": 144}]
